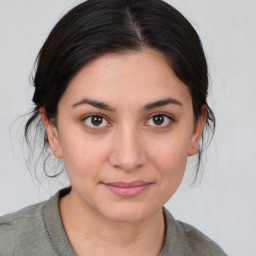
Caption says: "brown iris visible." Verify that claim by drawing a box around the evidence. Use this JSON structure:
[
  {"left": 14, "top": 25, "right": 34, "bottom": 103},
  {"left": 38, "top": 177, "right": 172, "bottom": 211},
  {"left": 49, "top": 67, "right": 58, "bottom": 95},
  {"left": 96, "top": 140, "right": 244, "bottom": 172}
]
[
  {"left": 91, "top": 116, "right": 103, "bottom": 126},
  {"left": 153, "top": 115, "right": 164, "bottom": 126}
]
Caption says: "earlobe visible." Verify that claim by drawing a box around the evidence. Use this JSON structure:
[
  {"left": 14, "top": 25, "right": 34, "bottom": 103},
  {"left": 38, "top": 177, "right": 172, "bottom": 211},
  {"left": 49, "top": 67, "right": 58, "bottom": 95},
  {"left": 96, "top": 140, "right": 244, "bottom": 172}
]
[
  {"left": 188, "top": 105, "right": 207, "bottom": 156},
  {"left": 39, "top": 108, "right": 63, "bottom": 159}
]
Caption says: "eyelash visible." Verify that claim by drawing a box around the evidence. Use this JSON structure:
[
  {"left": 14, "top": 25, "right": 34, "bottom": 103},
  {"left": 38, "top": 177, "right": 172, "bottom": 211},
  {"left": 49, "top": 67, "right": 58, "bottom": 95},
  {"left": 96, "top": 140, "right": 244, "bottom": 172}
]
[{"left": 81, "top": 112, "right": 174, "bottom": 129}]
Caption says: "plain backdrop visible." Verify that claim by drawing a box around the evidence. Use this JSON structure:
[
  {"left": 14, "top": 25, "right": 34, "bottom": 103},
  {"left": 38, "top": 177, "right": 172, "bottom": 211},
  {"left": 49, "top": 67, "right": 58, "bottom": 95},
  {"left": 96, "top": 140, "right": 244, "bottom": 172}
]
[{"left": 1, "top": 0, "right": 256, "bottom": 255}]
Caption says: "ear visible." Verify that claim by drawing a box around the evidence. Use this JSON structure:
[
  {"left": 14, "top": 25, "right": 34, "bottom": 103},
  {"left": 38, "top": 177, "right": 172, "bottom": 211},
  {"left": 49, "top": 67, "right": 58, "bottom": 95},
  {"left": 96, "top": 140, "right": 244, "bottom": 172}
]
[
  {"left": 188, "top": 105, "right": 207, "bottom": 156},
  {"left": 39, "top": 107, "right": 63, "bottom": 159}
]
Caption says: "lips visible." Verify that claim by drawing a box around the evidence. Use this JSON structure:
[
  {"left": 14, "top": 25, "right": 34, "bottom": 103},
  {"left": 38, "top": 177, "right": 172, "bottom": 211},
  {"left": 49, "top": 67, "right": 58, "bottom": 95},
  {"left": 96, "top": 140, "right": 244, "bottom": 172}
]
[{"left": 102, "top": 181, "right": 152, "bottom": 197}]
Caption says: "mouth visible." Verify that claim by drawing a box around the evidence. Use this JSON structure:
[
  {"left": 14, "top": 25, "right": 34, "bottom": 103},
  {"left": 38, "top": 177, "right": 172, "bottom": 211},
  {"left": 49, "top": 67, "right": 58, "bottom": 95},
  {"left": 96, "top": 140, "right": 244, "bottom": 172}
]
[{"left": 102, "top": 181, "right": 152, "bottom": 197}]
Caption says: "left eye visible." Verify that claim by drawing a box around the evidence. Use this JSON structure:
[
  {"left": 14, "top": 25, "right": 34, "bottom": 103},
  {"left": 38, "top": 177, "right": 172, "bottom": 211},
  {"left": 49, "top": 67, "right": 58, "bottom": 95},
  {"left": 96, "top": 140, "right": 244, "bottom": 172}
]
[
  {"left": 146, "top": 114, "right": 172, "bottom": 127},
  {"left": 83, "top": 115, "right": 109, "bottom": 128}
]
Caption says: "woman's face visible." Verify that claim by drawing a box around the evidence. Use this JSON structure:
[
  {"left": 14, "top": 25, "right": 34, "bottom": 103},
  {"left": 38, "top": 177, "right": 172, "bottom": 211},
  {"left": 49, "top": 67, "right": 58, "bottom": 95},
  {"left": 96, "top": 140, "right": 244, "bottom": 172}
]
[{"left": 44, "top": 49, "right": 204, "bottom": 223}]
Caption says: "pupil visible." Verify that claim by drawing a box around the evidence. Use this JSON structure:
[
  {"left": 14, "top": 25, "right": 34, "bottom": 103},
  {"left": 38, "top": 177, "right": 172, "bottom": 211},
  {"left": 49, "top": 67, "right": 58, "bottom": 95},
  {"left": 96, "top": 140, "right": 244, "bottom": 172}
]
[
  {"left": 92, "top": 116, "right": 102, "bottom": 126},
  {"left": 153, "top": 115, "right": 164, "bottom": 125}
]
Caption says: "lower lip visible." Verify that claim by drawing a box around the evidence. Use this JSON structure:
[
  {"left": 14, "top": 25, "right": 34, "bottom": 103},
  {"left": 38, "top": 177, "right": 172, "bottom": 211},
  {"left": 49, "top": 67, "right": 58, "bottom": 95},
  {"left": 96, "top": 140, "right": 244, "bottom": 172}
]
[{"left": 103, "top": 184, "right": 151, "bottom": 197}]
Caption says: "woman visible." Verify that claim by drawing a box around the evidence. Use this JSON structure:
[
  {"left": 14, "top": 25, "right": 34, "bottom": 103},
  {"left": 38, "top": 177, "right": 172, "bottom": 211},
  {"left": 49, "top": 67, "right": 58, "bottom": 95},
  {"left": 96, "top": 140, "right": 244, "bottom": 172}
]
[{"left": 0, "top": 0, "right": 227, "bottom": 255}]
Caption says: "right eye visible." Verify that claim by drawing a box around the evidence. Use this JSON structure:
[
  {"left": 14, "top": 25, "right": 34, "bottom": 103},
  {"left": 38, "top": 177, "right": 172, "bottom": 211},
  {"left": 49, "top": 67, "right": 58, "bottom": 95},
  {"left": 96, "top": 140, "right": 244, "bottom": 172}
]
[{"left": 83, "top": 114, "right": 110, "bottom": 128}]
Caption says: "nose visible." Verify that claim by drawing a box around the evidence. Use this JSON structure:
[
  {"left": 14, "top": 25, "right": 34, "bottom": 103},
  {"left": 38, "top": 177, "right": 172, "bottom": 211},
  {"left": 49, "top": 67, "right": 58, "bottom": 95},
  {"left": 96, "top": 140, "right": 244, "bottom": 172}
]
[{"left": 108, "top": 126, "right": 147, "bottom": 172}]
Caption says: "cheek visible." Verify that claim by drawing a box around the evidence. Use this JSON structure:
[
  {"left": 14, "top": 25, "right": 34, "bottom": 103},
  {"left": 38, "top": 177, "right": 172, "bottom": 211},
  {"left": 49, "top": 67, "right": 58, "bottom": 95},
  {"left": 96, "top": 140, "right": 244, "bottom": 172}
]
[
  {"left": 150, "top": 135, "right": 190, "bottom": 170},
  {"left": 147, "top": 134, "right": 191, "bottom": 192},
  {"left": 59, "top": 134, "right": 109, "bottom": 179}
]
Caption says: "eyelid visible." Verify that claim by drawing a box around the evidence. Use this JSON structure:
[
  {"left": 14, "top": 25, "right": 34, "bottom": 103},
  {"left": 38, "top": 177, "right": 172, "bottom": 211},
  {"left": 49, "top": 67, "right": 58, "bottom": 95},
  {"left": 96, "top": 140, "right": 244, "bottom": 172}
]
[{"left": 148, "top": 112, "right": 174, "bottom": 120}]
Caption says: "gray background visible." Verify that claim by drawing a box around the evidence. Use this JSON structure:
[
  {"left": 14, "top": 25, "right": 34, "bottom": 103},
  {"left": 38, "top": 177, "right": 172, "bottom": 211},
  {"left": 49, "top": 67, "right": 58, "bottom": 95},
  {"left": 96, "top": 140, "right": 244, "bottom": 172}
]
[{"left": 1, "top": 0, "right": 256, "bottom": 255}]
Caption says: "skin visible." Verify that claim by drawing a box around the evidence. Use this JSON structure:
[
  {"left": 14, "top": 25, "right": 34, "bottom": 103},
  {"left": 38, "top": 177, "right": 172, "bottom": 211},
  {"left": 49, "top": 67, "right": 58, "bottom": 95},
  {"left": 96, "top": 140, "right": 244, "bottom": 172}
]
[{"left": 40, "top": 49, "right": 206, "bottom": 256}]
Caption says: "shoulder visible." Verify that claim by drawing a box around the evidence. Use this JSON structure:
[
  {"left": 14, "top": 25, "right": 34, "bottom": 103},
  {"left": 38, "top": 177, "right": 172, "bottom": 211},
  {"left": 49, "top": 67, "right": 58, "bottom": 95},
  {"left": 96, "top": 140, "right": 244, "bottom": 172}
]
[
  {"left": 0, "top": 200, "right": 46, "bottom": 223},
  {"left": 175, "top": 220, "right": 227, "bottom": 255},
  {"left": 163, "top": 208, "right": 228, "bottom": 256},
  {"left": 0, "top": 200, "right": 49, "bottom": 255},
  {"left": 0, "top": 188, "right": 72, "bottom": 256}
]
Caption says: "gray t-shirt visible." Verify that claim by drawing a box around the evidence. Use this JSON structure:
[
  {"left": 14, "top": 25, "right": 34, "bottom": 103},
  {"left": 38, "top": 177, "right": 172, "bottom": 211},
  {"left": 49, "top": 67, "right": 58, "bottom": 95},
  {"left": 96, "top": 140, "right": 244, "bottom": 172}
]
[{"left": 0, "top": 187, "right": 227, "bottom": 255}]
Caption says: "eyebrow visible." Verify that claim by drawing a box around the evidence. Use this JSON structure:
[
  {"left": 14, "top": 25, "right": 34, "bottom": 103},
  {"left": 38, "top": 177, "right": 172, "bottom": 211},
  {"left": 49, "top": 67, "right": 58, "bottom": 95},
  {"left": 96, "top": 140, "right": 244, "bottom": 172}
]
[
  {"left": 72, "top": 97, "right": 183, "bottom": 111},
  {"left": 142, "top": 98, "right": 183, "bottom": 111},
  {"left": 72, "top": 98, "right": 116, "bottom": 111}
]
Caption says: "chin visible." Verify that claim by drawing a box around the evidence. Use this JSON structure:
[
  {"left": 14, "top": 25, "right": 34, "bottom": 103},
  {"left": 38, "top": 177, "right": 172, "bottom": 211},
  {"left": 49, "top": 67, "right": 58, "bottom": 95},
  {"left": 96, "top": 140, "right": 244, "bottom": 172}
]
[{"left": 100, "top": 203, "right": 157, "bottom": 224}]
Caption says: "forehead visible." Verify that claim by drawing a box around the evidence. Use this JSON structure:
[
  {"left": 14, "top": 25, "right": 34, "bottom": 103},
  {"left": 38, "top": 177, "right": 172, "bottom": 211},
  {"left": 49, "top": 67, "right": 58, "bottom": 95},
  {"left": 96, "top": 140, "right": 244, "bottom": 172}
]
[{"left": 60, "top": 49, "right": 192, "bottom": 108}]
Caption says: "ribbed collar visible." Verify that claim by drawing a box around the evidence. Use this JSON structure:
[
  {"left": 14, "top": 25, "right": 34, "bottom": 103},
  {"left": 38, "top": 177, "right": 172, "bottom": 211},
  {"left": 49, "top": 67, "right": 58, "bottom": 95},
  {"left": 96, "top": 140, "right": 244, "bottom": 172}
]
[
  {"left": 43, "top": 187, "right": 77, "bottom": 256},
  {"left": 160, "top": 208, "right": 192, "bottom": 256}
]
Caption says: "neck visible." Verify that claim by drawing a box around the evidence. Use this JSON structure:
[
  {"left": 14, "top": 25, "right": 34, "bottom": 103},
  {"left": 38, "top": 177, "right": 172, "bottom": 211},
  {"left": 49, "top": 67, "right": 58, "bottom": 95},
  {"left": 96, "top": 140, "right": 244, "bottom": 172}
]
[{"left": 59, "top": 189, "right": 165, "bottom": 256}]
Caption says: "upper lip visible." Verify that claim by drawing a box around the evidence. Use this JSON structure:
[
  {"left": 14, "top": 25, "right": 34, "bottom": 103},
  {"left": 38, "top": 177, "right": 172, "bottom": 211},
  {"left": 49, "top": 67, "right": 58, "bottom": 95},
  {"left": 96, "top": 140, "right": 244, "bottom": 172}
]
[{"left": 103, "top": 181, "right": 152, "bottom": 188}]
